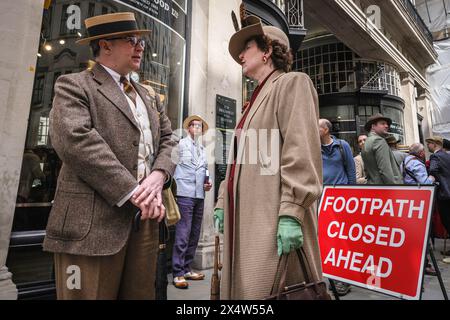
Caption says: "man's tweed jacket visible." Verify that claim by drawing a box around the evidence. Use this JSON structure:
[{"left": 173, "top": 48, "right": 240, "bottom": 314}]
[{"left": 43, "top": 63, "right": 177, "bottom": 256}]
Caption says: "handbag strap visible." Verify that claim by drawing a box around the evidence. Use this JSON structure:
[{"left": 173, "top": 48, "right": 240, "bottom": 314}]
[
  {"left": 270, "top": 254, "right": 289, "bottom": 296},
  {"left": 270, "top": 248, "right": 320, "bottom": 297}
]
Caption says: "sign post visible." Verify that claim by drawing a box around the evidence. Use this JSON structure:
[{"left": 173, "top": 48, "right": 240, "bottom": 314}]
[{"left": 318, "top": 185, "right": 447, "bottom": 300}]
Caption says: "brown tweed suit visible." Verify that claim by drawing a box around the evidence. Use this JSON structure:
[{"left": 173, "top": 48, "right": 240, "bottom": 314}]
[{"left": 43, "top": 63, "right": 176, "bottom": 299}]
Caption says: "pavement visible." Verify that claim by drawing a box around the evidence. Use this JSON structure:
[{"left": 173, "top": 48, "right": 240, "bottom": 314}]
[{"left": 168, "top": 238, "right": 450, "bottom": 300}]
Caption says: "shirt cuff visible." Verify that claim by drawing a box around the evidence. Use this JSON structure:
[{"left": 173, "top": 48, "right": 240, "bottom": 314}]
[{"left": 117, "top": 186, "right": 139, "bottom": 207}]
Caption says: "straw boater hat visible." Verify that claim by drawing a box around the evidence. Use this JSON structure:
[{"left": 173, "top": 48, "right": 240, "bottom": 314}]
[
  {"left": 228, "top": 5, "right": 290, "bottom": 64},
  {"left": 364, "top": 113, "right": 392, "bottom": 132},
  {"left": 183, "top": 115, "right": 209, "bottom": 134},
  {"left": 426, "top": 136, "right": 443, "bottom": 146},
  {"left": 76, "top": 12, "right": 151, "bottom": 45}
]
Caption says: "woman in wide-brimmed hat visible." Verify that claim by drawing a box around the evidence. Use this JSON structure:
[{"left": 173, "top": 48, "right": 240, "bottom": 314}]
[{"left": 215, "top": 10, "right": 324, "bottom": 300}]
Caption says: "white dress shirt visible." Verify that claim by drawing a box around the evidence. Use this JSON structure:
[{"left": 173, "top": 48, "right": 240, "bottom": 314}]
[{"left": 100, "top": 64, "right": 155, "bottom": 207}]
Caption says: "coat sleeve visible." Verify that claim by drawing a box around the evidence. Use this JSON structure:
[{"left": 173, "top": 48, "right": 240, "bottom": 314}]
[
  {"left": 354, "top": 156, "right": 367, "bottom": 184},
  {"left": 151, "top": 93, "right": 177, "bottom": 179},
  {"left": 429, "top": 154, "right": 440, "bottom": 178},
  {"left": 410, "top": 160, "right": 434, "bottom": 184},
  {"left": 49, "top": 74, "right": 138, "bottom": 206},
  {"left": 276, "top": 73, "right": 323, "bottom": 225},
  {"left": 373, "top": 137, "right": 398, "bottom": 184},
  {"left": 343, "top": 141, "right": 356, "bottom": 184}
]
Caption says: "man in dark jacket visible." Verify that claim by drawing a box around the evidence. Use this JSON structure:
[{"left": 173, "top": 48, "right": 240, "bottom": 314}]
[{"left": 428, "top": 136, "right": 450, "bottom": 236}]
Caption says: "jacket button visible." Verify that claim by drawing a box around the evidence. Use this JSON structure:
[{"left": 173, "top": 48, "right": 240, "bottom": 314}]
[{"left": 133, "top": 141, "right": 139, "bottom": 147}]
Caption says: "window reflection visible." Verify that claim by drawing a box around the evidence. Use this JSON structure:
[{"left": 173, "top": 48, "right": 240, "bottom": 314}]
[{"left": 15, "top": 0, "right": 186, "bottom": 222}]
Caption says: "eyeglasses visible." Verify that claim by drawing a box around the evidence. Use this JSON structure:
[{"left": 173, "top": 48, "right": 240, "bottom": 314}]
[
  {"left": 189, "top": 123, "right": 203, "bottom": 129},
  {"left": 106, "top": 36, "right": 145, "bottom": 48}
]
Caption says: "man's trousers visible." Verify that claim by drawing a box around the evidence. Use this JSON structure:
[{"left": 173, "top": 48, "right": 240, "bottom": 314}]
[
  {"left": 54, "top": 218, "right": 158, "bottom": 300},
  {"left": 172, "top": 196, "right": 204, "bottom": 278}
]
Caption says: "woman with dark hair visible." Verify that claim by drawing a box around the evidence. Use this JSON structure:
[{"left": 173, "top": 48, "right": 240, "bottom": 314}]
[{"left": 214, "top": 15, "right": 324, "bottom": 299}]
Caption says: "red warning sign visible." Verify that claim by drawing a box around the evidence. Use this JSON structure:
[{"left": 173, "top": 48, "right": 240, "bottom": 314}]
[{"left": 318, "top": 185, "right": 435, "bottom": 300}]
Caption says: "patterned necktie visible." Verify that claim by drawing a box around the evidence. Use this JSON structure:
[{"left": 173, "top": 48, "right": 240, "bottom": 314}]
[{"left": 120, "top": 76, "right": 137, "bottom": 106}]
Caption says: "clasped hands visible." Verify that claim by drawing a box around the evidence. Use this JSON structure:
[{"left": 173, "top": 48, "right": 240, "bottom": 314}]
[{"left": 130, "top": 170, "right": 166, "bottom": 223}]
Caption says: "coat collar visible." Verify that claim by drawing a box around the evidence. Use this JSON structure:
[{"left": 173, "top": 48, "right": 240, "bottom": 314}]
[
  {"left": 92, "top": 63, "right": 139, "bottom": 129},
  {"left": 91, "top": 63, "right": 159, "bottom": 143},
  {"left": 242, "top": 70, "right": 285, "bottom": 132}
]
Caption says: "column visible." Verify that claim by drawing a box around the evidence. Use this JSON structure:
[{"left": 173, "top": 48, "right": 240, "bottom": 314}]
[
  {"left": 189, "top": 0, "right": 243, "bottom": 270},
  {"left": 0, "top": 0, "right": 44, "bottom": 299},
  {"left": 400, "top": 72, "right": 420, "bottom": 146},
  {"left": 416, "top": 90, "right": 434, "bottom": 139}
]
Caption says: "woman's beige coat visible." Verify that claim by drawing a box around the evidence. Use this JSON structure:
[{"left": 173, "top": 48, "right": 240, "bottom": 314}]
[{"left": 221, "top": 71, "right": 324, "bottom": 299}]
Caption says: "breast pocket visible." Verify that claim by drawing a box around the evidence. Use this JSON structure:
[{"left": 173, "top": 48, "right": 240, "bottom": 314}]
[{"left": 46, "top": 182, "right": 94, "bottom": 241}]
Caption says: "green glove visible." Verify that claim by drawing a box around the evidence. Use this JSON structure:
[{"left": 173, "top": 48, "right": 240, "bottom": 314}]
[
  {"left": 213, "top": 208, "right": 224, "bottom": 234},
  {"left": 277, "top": 216, "right": 303, "bottom": 256}
]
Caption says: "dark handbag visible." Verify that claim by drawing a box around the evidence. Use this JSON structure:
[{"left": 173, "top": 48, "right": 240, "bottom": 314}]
[{"left": 264, "top": 248, "right": 332, "bottom": 300}]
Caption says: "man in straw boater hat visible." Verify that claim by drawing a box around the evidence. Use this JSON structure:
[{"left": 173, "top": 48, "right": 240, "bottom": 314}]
[
  {"left": 43, "top": 12, "right": 177, "bottom": 299},
  {"left": 361, "top": 114, "right": 403, "bottom": 184},
  {"left": 171, "top": 115, "right": 212, "bottom": 289}
]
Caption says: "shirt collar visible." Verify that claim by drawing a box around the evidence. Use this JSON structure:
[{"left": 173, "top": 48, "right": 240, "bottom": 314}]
[
  {"left": 100, "top": 64, "right": 130, "bottom": 86},
  {"left": 187, "top": 135, "right": 203, "bottom": 148}
]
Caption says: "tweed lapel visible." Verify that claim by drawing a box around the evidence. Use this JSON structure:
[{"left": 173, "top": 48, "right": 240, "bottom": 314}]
[
  {"left": 133, "top": 81, "right": 160, "bottom": 150},
  {"left": 92, "top": 63, "right": 139, "bottom": 129}
]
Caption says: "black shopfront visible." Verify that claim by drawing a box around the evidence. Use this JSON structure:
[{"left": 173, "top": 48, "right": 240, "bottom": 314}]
[{"left": 7, "top": 0, "right": 189, "bottom": 299}]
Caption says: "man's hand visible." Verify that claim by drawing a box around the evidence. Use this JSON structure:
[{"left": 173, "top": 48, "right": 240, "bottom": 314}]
[
  {"left": 204, "top": 182, "right": 212, "bottom": 192},
  {"left": 131, "top": 197, "right": 166, "bottom": 223},
  {"left": 133, "top": 170, "right": 166, "bottom": 207}
]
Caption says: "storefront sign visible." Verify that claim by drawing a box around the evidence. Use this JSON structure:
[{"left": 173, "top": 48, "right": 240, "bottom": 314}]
[
  {"left": 215, "top": 95, "right": 236, "bottom": 200},
  {"left": 118, "top": 0, "right": 185, "bottom": 36},
  {"left": 318, "top": 185, "right": 435, "bottom": 300}
]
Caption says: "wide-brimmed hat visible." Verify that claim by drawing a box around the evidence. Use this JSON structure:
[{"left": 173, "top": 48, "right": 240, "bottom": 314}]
[
  {"left": 228, "top": 15, "right": 290, "bottom": 64},
  {"left": 426, "top": 136, "right": 443, "bottom": 146},
  {"left": 365, "top": 114, "right": 392, "bottom": 132},
  {"left": 183, "top": 115, "right": 209, "bottom": 134},
  {"left": 77, "top": 12, "right": 151, "bottom": 45}
]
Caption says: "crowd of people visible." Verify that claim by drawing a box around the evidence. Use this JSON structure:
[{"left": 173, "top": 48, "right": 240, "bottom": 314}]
[
  {"left": 319, "top": 113, "right": 450, "bottom": 295},
  {"left": 41, "top": 9, "right": 449, "bottom": 300}
]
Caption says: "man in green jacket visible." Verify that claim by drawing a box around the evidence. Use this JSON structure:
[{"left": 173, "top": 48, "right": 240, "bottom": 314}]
[{"left": 362, "top": 114, "right": 403, "bottom": 185}]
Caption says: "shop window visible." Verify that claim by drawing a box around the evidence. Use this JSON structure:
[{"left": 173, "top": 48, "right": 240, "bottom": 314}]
[
  {"left": 320, "top": 105, "right": 357, "bottom": 154},
  {"left": 10, "top": 0, "right": 188, "bottom": 294},
  {"left": 37, "top": 116, "right": 50, "bottom": 146},
  {"left": 32, "top": 75, "right": 45, "bottom": 105},
  {"left": 51, "top": 72, "right": 61, "bottom": 99},
  {"left": 382, "top": 106, "right": 405, "bottom": 143},
  {"left": 60, "top": 3, "right": 79, "bottom": 36},
  {"left": 88, "top": 2, "right": 95, "bottom": 17}
]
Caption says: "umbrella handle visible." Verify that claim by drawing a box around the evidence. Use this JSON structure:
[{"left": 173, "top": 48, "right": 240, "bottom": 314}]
[{"left": 133, "top": 210, "right": 142, "bottom": 232}]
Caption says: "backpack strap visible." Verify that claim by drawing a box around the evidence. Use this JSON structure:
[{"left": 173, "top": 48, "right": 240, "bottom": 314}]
[
  {"left": 337, "top": 139, "right": 348, "bottom": 178},
  {"left": 402, "top": 156, "right": 419, "bottom": 183}
]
